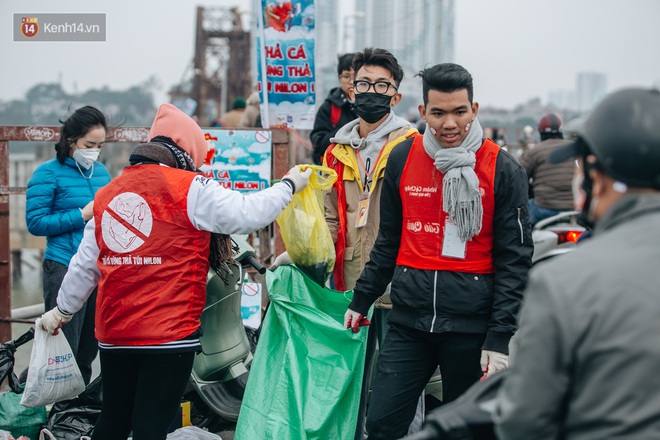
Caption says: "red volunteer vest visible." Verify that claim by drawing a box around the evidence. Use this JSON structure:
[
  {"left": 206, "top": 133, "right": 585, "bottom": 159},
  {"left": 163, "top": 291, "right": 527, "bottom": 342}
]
[
  {"left": 397, "top": 137, "right": 500, "bottom": 273},
  {"left": 93, "top": 165, "right": 210, "bottom": 345}
]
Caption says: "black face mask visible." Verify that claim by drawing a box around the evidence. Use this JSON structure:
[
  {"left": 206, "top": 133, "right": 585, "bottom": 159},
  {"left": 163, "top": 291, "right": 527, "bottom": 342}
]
[{"left": 354, "top": 93, "right": 392, "bottom": 124}]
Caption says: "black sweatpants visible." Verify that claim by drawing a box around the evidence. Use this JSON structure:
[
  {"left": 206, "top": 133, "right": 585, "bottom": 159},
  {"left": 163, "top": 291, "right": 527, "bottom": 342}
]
[
  {"left": 355, "top": 309, "right": 424, "bottom": 439},
  {"left": 91, "top": 349, "right": 194, "bottom": 440},
  {"left": 365, "top": 324, "right": 485, "bottom": 440}
]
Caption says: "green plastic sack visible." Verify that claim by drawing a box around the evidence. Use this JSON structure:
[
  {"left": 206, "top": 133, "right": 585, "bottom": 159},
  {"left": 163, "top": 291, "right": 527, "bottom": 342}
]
[
  {"left": 235, "top": 265, "right": 371, "bottom": 440},
  {"left": 0, "top": 389, "right": 47, "bottom": 439},
  {"left": 276, "top": 165, "right": 337, "bottom": 286}
]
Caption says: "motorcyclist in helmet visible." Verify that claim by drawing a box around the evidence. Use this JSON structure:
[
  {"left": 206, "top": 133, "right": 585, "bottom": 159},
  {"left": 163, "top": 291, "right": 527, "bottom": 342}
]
[
  {"left": 495, "top": 88, "right": 660, "bottom": 440},
  {"left": 519, "top": 112, "right": 576, "bottom": 225}
]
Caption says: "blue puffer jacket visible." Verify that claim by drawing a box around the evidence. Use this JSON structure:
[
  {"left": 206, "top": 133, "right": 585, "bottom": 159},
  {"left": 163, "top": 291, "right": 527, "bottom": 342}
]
[{"left": 26, "top": 157, "right": 111, "bottom": 267}]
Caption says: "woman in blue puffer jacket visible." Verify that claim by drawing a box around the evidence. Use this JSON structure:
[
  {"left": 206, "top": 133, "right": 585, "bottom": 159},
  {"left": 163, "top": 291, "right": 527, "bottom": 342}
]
[{"left": 25, "top": 105, "right": 111, "bottom": 384}]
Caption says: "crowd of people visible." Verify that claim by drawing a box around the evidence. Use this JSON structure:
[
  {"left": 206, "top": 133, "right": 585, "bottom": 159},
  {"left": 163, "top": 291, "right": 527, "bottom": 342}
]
[{"left": 25, "top": 45, "right": 660, "bottom": 440}]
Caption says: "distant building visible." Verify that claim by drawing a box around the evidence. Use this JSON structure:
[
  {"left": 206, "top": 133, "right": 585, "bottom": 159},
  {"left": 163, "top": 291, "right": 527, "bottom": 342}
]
[
  {"left": 310, "top": 0, "right": 455, "bottom": 115},
  {"left": 351, "top": 0, "right": 455, "bottom": 115},
  {"left": 354, "top": 0, "right": 455, "bottom": 70},
  {"left": 314, "top": 0, "right": 340, "bottom": 106},
  {"left": 548, "top": 89, "right": 577, "bottom": 111},
  {"left": 577, "top": 72, "right": 607, "bottom": 113}
]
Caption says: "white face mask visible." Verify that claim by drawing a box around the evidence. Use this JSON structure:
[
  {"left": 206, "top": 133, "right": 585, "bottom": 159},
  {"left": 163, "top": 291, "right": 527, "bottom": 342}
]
[{"left": 72, "top": 148, "right": 101, "bottom": 170}]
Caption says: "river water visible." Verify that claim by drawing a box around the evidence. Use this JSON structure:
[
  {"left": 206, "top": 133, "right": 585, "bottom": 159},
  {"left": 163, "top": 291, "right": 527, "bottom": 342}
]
[
  {"left": 9, "top": 249, "right": 45, "bottom": 376},
  {"left": 11, "top": 249, "right": 44, "bottom": 308}
]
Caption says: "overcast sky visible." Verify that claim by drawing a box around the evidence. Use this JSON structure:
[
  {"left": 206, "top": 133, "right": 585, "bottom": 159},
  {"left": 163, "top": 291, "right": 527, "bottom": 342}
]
[{"left": 1, "top": 0, "right": 659, "bottom": 110}]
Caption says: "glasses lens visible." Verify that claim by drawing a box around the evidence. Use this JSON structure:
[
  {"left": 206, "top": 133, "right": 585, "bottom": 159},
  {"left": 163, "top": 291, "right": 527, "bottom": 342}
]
[
  {"left": 374, "top": 82, "right": 390, "bottom": 94},
  {"left": 354, "top": 81, "right": 369, "bottom": 93}
]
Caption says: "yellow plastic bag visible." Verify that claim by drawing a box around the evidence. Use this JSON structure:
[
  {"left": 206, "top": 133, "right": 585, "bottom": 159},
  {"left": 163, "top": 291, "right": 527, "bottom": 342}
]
[{"left": 276, "top": 164, "right": 337, "bottom": 285}]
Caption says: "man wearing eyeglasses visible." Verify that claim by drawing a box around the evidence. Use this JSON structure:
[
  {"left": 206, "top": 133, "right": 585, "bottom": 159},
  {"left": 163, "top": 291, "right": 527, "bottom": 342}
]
[
  {"left": 310, "top": 53, "right": 358, "bottom": 165},
  {"left": 344, "top": 63, "right": 533, "bottom": 439},
  {"left": 323, "top": 47, "right": 419, "bottom": 439}
]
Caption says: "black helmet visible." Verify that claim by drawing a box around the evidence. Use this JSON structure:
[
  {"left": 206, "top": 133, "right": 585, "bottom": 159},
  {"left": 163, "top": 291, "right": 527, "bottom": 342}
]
[
  {"left": 537, "top": 112, "right": 562, "bottom": 134},
  {"left": 550, "top": 88, "right": 660, "bottom": 189}
]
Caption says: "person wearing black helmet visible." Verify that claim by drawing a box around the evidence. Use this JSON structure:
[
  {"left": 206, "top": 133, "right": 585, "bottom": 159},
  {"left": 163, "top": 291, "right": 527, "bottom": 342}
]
[
  {"left": 520, "top": 112, "right": 576, "bottom": 225},
  {"left": 495, "top": 88, "right": 660, "bottom": 440}
]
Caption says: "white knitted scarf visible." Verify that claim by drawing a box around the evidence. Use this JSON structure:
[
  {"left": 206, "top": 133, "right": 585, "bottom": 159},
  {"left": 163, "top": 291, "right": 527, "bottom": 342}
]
[{"left": 423, "top": 118, "right": 484, "bottom": 241}]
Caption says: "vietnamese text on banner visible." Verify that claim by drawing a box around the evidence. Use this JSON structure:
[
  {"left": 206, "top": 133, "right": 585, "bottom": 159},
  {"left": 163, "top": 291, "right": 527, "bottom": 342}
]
[
  {"left": 256, "top": 0, "right": 316, "bottom": 130},
  {"left": 200, "top": 129, "right": 273, "bottom": 193}
]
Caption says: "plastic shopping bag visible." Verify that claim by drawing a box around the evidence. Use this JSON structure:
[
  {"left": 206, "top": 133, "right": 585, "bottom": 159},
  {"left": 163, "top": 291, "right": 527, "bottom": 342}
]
[
  {"left": 165, "top": 426, "right": 222, "bottom": 439},
  {"left": 20, "top": 319, "right": 86, "bottom": 408},
  {"left": 276, "top": 164, "right": 337, "bottom": 286},
  {"left": 235, "top": 265, "right": 371, "bottom": 440}
]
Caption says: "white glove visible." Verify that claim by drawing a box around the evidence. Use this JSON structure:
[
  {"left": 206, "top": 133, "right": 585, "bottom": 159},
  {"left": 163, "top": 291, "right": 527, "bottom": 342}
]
[
  {"left": 281, "top": 166, "right": 313, "bottom": 195},
  {"left": 343, "top": 308, "right": 371, "bottom": 333},
  {"left": 480, "top": 350, "right": 508, "bottom": 375},
  {"left": 40, "top": 306, "right": 73, "bottom": 335},
  {"left": 269, "top": 251, "right": 293, "bottom": 270}
]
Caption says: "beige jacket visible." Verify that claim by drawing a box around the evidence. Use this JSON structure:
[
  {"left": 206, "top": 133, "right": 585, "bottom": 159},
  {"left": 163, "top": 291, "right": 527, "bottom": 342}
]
[
  {"left": 221, "top": 109, "right": 245, "bottom": 127},
  {"left": 323, "top": 126, "right": 416, "bottom": 300}
]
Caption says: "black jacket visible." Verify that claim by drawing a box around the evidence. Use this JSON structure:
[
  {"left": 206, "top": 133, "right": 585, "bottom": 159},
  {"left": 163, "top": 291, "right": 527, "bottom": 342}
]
[
  {"left": 310, "top": 87, "right": 357, "bottom": 165},
  {"left": 350, "top": 137, "right": 533, "bottom": 354}
]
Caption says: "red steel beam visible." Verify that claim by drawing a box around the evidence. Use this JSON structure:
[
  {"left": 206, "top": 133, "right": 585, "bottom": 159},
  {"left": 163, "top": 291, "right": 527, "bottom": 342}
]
[{"left": 0, "top": 140, "right": 10, "bottom": 342}]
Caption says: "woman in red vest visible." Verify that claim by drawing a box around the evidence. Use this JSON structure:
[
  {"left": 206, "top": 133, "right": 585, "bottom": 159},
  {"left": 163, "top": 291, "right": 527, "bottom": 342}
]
[{"left": 39, "top": 103, "right": 311, "bottom": 440}]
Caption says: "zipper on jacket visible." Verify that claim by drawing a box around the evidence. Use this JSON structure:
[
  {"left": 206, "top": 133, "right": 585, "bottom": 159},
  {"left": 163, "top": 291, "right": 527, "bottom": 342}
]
[
  {"left": 517, "top": 207, "right": 524, "bottom": 244},
  {"left": 430, "top": 270, "right": 438, "bottom": 332}
]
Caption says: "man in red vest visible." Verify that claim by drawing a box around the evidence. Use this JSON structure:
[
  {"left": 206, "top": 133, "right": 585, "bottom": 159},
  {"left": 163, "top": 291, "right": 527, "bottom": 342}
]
[{"left": 344, "top": 63, "right": 533, "bottom": 439}]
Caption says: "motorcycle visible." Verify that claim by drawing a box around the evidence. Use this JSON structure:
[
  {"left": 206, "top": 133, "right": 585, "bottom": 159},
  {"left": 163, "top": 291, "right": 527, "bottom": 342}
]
[
  {"left": 186, "top": 234, "right": 266, "bottom": 430},
  {"left": 531, "top": 210, "right": 586, "bottom": 265}
]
